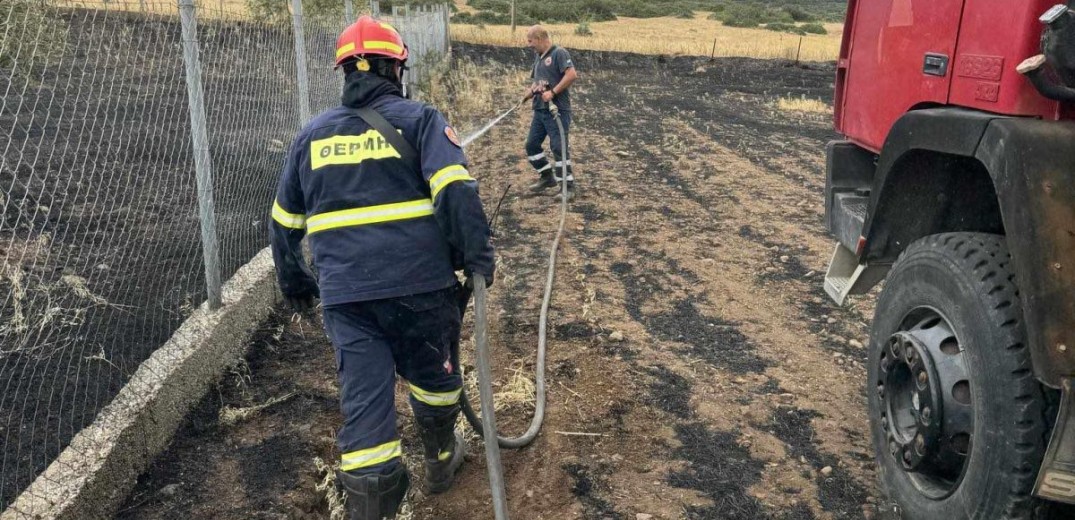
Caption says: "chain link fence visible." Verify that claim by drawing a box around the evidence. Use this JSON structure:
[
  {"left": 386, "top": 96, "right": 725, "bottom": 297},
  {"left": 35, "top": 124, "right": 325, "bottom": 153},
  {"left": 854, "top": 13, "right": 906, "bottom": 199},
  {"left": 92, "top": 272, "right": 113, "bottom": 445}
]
[{"left": 0, "top": 0, "right": 449, "bottom": 513}]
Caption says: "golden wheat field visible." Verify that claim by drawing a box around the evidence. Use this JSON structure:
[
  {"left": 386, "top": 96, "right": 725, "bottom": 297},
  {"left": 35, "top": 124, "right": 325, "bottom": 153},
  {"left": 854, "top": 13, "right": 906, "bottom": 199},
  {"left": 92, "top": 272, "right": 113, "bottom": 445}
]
[{"left": 452, "top": 13, "right": 844, "bottom": 61}]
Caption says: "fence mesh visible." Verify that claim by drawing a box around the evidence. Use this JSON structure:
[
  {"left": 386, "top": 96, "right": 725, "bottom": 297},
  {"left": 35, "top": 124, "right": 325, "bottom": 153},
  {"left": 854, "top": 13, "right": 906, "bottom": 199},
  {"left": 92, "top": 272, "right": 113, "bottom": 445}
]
[{"left": 0, "top": 0, "right": 448, "bottom": 512}]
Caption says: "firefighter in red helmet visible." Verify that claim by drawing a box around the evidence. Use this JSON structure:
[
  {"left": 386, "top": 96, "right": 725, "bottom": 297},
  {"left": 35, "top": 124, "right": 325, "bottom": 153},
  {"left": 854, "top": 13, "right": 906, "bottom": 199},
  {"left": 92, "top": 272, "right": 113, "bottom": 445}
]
[{"left": 270, "top": 15, "right": 495, "bottom": 520}]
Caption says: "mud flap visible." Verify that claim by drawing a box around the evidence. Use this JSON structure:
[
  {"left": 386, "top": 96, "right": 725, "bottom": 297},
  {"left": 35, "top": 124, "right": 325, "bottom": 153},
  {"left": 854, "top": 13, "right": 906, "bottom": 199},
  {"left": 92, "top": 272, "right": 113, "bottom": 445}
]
[{"left": 1035, "top": 378, "right": 1075, "bottom": 504}]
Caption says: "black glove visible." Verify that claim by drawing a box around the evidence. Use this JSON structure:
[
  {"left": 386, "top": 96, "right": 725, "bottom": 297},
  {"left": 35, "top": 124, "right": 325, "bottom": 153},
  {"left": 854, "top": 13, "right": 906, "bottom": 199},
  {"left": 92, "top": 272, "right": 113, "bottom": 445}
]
[
  {"left": 285, "top": 294, "right": 317, "bottom": 313},
  {"left": 284, "top": 283, "right": 319, "bottom": 313},
  {"left": 464, "top": 271, "right": 495, "bottom": 291}
]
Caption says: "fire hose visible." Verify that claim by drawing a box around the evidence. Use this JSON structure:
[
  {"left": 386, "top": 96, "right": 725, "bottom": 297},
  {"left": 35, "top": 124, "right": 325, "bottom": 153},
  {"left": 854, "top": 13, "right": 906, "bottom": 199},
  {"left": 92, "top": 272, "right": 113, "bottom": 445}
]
[{"left": 455, "top": 99, "right": 571, "bottom": 520}]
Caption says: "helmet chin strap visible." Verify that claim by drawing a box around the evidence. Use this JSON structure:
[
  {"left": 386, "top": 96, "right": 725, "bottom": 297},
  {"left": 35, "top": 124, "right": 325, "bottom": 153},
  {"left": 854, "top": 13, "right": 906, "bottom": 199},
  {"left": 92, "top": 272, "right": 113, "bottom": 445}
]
[{"left": 399, "top": 64, "right": 412, "bottom": 98}]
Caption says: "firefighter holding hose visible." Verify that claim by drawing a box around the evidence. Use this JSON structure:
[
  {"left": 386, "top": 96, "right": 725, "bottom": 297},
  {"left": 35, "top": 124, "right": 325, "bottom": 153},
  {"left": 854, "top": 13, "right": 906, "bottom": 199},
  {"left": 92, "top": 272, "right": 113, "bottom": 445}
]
[
  {"left": 269, "top": 16, "right": 495, "bottom": 520},
  {"left": 523, "top": 25, "right": 579, "bottom": 201}
]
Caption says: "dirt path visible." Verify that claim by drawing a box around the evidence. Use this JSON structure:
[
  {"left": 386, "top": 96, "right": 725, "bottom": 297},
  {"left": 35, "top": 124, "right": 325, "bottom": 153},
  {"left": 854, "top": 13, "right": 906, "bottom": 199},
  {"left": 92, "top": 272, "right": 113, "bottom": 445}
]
[{"left": 119, "top": 46, "right": 892, "bottom": 520}]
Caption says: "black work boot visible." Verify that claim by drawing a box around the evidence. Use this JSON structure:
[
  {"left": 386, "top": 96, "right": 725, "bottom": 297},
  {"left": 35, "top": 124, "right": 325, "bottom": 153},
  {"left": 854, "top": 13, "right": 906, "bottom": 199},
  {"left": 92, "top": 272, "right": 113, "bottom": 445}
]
[
  {"left": 336, "top": 465, "right": 410, "bottom": 520},
  {"left": 528, "top": 172, "right": 558, "bottom": 193},
  {"left": 416, "top": 410, "right": 465, "bottom": 494}
]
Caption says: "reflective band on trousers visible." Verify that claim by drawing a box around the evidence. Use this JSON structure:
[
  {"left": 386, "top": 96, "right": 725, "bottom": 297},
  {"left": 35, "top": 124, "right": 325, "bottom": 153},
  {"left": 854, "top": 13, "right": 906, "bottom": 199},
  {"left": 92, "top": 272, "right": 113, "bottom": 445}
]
[
  {"left": 305, "top": 199, "right": 433, "bottom": 234},
  {"left": 429, "top": 164, "right": 475, "bottom": 200},
  {"left": 340, "top": 439, "right": 402, "bottom": 471},
  {"left": 409, "top": 383, "right": 462, "bottom": 406},
  {"left": 528, "top": 152, "right": 546, "bottom": 161}
]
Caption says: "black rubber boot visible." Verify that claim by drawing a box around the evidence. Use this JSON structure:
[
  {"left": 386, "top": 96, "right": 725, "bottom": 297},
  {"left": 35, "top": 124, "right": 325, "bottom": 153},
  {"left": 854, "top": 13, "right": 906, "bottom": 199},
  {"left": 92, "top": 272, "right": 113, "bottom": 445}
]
[
  {"left": 416, "top": 409, "right": 465, "bottom": 494},
  {"left": 528, "top": 172, "right": 557, "bottom": 193},
  {"left": 336, "top": 465, "right": 410, "bottom": 520}
]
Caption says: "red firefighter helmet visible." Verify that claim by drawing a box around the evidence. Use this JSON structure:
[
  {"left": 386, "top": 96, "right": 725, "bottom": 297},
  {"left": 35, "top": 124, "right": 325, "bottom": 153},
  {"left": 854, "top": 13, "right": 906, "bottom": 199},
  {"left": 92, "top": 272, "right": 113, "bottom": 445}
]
[{"left": 335, "top": 15, "right": 409, "bottom": 68}]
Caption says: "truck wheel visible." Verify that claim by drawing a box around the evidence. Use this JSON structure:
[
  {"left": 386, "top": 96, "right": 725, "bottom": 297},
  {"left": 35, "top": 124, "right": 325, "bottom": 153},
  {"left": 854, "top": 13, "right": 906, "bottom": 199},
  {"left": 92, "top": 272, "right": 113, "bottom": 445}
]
[{"left": 868, "top": 232, "right": 1051, "bottom": 519}]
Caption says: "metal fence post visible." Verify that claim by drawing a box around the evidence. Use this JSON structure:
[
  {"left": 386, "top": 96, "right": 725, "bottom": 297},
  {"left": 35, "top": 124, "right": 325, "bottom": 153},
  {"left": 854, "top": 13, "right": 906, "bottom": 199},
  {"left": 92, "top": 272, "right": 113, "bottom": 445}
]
[
  {"left": 443, "top": 3, "right": 451, "bottom": 54},
  {"left": 177, "top": 0, "right": 223, "bottom": 310},
  {"left": 291, "top": 0, "right": 312, "bottom": 125},
  {"left": 344, "top": 0, "right": 353, "bottom": 23}
]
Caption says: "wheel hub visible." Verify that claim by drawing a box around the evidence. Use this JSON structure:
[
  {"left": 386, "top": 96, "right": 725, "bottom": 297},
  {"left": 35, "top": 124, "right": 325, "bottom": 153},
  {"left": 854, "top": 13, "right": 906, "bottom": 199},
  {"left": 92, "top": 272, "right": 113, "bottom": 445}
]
[
  {"left": 876, "top": 312, "right": 974, "bottom": 496},
  {"left": 880, "top": 332, "right": 943, "bottom": 470}
]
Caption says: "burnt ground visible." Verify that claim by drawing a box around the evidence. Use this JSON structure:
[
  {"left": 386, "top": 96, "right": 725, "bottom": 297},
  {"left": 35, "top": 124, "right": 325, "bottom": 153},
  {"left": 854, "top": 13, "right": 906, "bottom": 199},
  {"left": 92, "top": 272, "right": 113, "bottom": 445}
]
[
  {"left": 0, "top": 9, "right": 343, "bottom": 509},
  {"left": 118, "top": 44, "right": 895, "bottom": 519}
]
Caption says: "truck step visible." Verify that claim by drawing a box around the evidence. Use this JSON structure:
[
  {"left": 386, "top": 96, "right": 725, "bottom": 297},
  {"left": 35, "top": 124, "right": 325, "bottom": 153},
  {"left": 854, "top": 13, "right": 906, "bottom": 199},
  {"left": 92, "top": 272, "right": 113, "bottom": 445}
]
[
  {"left": 823, "top": 243, "right": 890, "bottom": 305},
  {"left": 1036, "top": 378, "right": 1075, "bottom": 504}
]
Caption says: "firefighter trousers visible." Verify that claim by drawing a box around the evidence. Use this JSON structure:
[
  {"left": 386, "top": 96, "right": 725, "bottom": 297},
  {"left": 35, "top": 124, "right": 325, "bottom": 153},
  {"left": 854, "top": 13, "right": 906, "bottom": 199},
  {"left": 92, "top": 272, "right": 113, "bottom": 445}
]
[
  {"left": 525, "top": 109, "right": 573, "bottom": 182},
  {"left": 321, "top": 285, "right": 463, "bottom": 475}
]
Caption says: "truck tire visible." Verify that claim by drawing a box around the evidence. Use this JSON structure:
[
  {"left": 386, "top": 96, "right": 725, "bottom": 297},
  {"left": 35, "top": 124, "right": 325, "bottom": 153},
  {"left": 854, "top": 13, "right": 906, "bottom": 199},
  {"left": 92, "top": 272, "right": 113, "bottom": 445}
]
[{"left": 867, "top": 232, "right": 1052, "bottom": 519}]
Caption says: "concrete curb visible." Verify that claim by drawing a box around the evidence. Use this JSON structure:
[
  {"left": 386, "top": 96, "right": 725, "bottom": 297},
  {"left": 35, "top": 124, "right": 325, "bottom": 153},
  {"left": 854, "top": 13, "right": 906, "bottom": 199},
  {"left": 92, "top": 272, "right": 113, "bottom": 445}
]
[{"left": 2, "top": 248, "right": 278, "bottom": 520}]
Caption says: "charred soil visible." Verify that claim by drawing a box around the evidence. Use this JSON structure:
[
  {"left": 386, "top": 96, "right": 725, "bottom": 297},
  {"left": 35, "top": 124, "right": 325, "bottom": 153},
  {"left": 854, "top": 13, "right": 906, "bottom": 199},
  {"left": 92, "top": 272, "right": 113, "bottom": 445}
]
[{"left": 120, "top": 44, "right": 891, "bottom": 519}]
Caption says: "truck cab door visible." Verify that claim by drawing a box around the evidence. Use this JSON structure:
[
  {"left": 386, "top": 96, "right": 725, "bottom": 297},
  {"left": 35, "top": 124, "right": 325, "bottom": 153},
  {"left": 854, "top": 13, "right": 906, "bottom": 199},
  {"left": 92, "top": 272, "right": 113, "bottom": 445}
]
[{"left": 838, "top": 0, "right": 966, "bottom": 151}]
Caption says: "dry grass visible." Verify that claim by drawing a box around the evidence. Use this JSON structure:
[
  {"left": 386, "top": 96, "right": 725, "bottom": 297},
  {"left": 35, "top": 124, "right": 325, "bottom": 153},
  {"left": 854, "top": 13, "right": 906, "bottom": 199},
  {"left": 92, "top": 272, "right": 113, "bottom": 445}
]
[
  {"left": 313, "top": 457, "right": 348, "bottom": 520},
  {"left": 1, "top": 264, "right": 29, "bottom": 337},
  {"left": 2, "top": 0, "right": 70, "bottom": 76},
  {"left": 774, "top": 95, "right": 830, "bottom": 114},
  {"left": 420, "top": 57, "right": 528, "bottom": 136},
  {"left": 218, "top": 392, "right": 296, "bottom": 426},
  {"left": 452, "top": 12, "right": 843, "bottom": 61},
  {"left": 60, "top": 274, "right": 110, "bottom": 305},
  {"left": 493, "top": 362, "right": 536, "bottom": 412}
]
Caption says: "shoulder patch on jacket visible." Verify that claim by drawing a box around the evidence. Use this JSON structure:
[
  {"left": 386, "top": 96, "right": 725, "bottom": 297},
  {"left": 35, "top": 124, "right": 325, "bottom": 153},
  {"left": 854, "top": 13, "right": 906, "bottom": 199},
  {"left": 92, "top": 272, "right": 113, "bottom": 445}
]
[{"left": 445, "top": 126, "right": 461, "bottom": 148}]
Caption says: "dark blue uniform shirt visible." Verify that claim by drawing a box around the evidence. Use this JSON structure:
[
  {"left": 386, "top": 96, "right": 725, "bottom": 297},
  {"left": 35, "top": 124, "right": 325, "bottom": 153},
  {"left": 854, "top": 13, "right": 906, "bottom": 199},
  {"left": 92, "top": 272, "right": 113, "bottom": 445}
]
[
  {"left": 270, "top": 73, "right": 495, "bottom": 306},
  {"left": 531, "top": 45, "right": 574, "bottom": 112}
]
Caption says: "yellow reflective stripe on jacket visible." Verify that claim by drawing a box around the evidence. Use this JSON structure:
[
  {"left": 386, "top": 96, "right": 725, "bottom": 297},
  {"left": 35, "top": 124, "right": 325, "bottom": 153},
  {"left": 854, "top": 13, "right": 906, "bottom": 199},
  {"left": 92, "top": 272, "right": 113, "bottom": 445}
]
[
  {"left": 409, "top": 383, "right": 462, "bottom": 407},
  {"left": 428, "top": 165, "right": 475, "bottom": 200},
  {"left": 306, "top": 199, "right": 434, "bottom": 234},
  {"left": 340, "top": 440, "right": 402, "bottom": 471},
  {"left": 272, "top": 200, "right": 306, "bottom": 229},
  {"left": 310, "top": 130, "right": 401, "bottom": 171}
]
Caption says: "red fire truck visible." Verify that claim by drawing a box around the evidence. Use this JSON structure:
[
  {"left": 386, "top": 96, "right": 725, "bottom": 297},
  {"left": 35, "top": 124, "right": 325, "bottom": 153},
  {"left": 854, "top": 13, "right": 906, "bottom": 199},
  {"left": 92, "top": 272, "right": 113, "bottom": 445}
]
[{"left": 823, "top": 0, "right": 1075, "bottom": 516}]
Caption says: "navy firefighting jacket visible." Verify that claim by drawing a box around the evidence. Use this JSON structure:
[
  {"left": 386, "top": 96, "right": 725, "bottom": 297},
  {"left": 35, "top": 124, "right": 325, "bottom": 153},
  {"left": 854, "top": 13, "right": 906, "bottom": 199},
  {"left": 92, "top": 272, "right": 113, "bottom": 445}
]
[{"left": 270, "top": 72, "right": 495, "bottom": 306}]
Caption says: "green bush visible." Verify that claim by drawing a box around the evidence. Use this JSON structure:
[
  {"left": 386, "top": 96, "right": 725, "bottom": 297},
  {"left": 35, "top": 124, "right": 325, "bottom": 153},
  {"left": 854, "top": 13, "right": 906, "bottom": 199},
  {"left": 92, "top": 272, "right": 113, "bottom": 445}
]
[
  {"left": 575, "top": 0, "right": 617, "bottom": 22},
  {"left": 468, "top": 0, "right": 510, "bottom": 11},
  {"left": 764, "top": 22, "right": 804, "bottom": 35},
  {"left": 721, "top": 4, "right": 766, "bottom": 27},
  {"left": 676, "top": 9, "right": 695, "bottom": 19},
  {"left": 575, "top": 21, "right": 593, "bottom": 36},
  {"left": 615, "top": 0, "right": 667, "bottom": 18},
  {"left": 783, "top": 6, "right": 817, "bottom": 22},
  {"left": 801, "top": 22, "right": 827, "bottom": 34}
]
